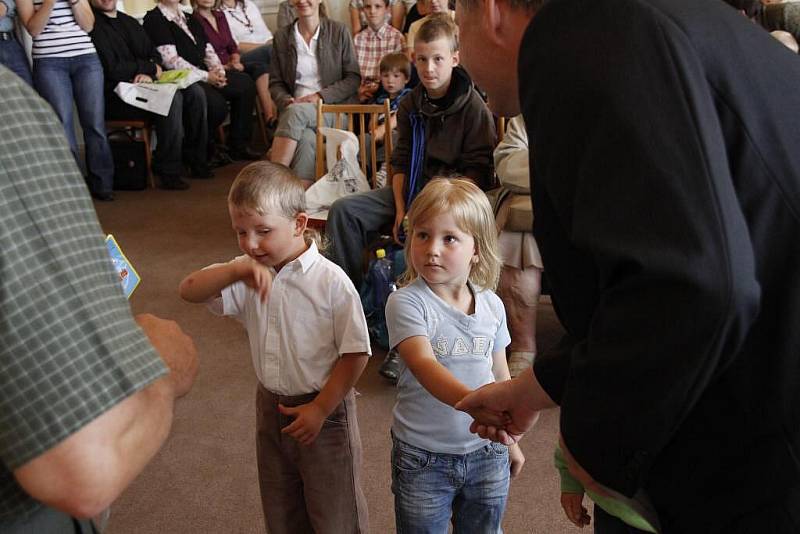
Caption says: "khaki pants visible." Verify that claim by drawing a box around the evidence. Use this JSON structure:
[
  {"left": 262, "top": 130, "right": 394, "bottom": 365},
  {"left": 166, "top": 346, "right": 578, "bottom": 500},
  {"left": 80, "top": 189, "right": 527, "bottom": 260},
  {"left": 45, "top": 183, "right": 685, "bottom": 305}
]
[{"left": 256, "top": 385, "right": 369, "bottom": 534}]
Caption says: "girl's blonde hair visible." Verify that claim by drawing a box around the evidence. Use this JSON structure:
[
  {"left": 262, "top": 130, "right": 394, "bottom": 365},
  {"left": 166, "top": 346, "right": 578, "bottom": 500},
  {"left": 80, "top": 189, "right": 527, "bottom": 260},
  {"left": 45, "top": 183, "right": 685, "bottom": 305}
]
[
  {"left": 399, "top": 178, "right": 501, "bottom": 290},
  {"left": 228, "top": 161, "right": 324, "bottom": 249}
]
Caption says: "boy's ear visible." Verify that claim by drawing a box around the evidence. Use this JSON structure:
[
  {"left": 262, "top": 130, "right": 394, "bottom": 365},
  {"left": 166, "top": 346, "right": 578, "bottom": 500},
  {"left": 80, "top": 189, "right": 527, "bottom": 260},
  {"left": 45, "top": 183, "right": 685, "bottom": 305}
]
[
  {"left": 294, "top": 212, "right": 309, "bottom": 236},
  {"left": 452, "top": 50, "right": 460, "bottom": 66}
]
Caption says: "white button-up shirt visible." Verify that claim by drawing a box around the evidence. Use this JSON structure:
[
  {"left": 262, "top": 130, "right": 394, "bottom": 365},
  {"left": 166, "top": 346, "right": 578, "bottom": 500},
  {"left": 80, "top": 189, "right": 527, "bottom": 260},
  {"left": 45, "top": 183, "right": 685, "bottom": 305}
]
[
  {"left": 208, "top": 242, "right": 371, "bottom": 396},
  {"left": 292, "top": 21, "right": 322, "bottom": 98}
]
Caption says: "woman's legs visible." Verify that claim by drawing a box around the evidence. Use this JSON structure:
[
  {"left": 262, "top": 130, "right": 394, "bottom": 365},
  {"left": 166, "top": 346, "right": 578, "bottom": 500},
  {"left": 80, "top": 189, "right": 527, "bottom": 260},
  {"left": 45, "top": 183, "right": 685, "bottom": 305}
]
[{"left": 241, "top": 44, "right": 276, "bottom": 122}]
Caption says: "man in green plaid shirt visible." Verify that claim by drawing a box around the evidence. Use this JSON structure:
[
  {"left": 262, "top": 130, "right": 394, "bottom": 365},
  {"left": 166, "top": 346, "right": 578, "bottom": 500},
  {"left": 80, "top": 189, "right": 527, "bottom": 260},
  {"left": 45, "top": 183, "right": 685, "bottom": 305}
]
[{"left": 0, "top": 66, "right": 198, "bottom": 532}]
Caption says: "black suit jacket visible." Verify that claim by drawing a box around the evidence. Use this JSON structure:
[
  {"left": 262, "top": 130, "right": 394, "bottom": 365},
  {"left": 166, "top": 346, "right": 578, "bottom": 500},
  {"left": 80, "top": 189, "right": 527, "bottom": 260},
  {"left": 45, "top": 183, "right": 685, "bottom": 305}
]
[
  {"left": 521, "top": 0, "right": 800, "bottom": 531},
  {"left": 90, "top": 9, "right": 161, "bottom": 98}
]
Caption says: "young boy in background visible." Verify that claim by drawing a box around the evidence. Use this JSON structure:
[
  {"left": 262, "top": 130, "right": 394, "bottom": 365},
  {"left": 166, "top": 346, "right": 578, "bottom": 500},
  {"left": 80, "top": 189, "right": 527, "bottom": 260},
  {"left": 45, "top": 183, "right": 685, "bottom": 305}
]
[
  {"left": 354, "top": 0, "right": 406, "bottom": 103},
  {"left": 327, "top": 14, "right": 496, "bottom": 380}
]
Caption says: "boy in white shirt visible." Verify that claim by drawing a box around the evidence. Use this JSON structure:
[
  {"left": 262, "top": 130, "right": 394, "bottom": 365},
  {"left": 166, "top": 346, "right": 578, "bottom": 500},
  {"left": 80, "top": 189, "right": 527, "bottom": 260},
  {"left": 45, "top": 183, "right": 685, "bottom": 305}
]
[{"left": 180, "top": 161, "right": 371, "bottom": 534}]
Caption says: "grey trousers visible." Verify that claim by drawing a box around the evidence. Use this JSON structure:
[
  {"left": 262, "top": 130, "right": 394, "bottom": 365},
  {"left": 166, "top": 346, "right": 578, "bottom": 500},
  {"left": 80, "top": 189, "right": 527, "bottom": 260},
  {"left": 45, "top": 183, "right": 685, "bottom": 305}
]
[
  {"left": 256, "top": 385, "right": 369, "bottom": 534},
  {"left": 326, "top": 186, "right": 396, "bottom": 289},
  {"left": 274, "top": 102, "right": 337, "bottom": 181}
]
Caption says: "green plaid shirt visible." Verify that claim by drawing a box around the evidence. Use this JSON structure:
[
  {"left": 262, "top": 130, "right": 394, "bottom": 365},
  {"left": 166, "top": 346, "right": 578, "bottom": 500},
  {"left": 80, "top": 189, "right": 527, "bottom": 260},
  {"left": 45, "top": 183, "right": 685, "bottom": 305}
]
[{"left": 0, "top": 67, "right": 167, "bottom": 523}]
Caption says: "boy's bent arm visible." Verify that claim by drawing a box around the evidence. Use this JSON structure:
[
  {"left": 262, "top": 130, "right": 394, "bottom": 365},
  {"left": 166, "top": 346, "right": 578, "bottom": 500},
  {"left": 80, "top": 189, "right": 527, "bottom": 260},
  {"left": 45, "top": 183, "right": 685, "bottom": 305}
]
[
  {"left": 313, "top": 352, "right": 369, "bottom": 416},
  {"left": 179, "top": 262, "right": 243, "bottom": 303}
]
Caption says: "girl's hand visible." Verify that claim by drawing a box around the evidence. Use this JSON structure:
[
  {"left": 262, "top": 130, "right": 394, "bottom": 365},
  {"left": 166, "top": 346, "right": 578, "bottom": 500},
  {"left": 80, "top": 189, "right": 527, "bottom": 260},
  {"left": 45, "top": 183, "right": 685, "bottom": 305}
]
[
  {"left": 207, "top": 68, "right": 226, "bottom": 88},
  {"left": 234, "top": 257, "right": 273, "bottom": 302},
  {"left": 560, "top": 492, "right": 591, "bottom": 528},
  {"left": 509, "top": 442, "right": 525, "bottom": 478},
  {"left": 278, "top": 402, "right": 326, "bottom": 446}
]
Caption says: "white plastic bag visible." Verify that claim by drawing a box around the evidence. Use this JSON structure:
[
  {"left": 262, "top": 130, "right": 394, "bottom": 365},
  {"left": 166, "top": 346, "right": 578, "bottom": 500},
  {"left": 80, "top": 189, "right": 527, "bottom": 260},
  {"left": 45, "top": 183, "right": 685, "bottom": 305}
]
[
  {"left": 113, "top": 82, "right": 178, "bottom": 117},
  {"left": 305, "top": 127, "right": 370, "bottom": 219}
]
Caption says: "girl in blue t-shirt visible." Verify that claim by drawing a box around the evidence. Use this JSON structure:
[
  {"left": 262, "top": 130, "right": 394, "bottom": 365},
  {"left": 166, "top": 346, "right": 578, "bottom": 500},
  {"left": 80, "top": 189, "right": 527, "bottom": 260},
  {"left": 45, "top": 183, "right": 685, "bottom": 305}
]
[{"left": 385, "top": 177, "right": 525, "bottom": 534}]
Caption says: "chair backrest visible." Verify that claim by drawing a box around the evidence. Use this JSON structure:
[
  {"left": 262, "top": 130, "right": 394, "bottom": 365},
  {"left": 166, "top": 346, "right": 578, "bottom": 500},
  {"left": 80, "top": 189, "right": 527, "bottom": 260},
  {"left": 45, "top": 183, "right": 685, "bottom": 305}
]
[{"left": 315, "top": 100, "right": 394, "bottom": 188}]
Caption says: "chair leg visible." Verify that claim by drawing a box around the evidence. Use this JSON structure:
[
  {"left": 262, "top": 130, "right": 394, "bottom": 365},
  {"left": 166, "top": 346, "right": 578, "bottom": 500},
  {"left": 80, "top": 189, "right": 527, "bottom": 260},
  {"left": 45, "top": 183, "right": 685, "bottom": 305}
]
[
  {"left": 141, "top": 126, "right": 156, "bottom": 189},
  {"left": 255, "top": 100, "right": 269, "bottom": 148}
]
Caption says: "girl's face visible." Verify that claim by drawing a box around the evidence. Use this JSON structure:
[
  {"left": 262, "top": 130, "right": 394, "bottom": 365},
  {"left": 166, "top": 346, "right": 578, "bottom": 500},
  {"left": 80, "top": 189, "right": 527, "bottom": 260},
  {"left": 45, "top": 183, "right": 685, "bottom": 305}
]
[
  {"left": 194, "top": 0, "right": 215, "bottom": 10},
  {"left": 409, "top": 211, "right": 477, "bottom": 290}
]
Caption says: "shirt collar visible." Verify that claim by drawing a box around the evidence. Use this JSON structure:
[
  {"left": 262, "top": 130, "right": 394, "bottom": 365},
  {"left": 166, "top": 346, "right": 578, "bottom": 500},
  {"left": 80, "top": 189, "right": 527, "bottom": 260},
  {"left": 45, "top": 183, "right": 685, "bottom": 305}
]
[
  {"left": 276, "top": 240, "right": 320, "bottom": 274},
  {"left": 293, "top": 20, "right": 321, "bottom": 44},
  {"left": 368, "top": 23, "right": 389, "bottom": 39},
  {"left": 158, "top": 3, "right": 186, "bottom": 24}
]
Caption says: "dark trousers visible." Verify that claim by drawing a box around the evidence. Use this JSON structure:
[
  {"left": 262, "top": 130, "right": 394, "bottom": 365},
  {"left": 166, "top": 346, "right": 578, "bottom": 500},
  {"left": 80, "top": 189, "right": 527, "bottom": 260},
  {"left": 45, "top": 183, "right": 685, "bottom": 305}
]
[
  {"left": 255, "top": 385, "right": 369, "bottom": 534},
  {"left": 106, "top": 83, "right": 208, "bottom": 176},
  {"left": 0, "top": 505, "right": 97, "bottom": 534},
  {"left": 200, "top": 70, "right": 256, "bottom": 151}
]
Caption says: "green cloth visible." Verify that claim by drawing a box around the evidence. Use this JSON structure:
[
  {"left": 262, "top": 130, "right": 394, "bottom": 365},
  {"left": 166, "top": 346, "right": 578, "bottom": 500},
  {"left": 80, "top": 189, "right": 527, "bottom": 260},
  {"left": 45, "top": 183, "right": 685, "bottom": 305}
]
[{"left": 554, "top": 446, "right": 658, "bottom": 533}]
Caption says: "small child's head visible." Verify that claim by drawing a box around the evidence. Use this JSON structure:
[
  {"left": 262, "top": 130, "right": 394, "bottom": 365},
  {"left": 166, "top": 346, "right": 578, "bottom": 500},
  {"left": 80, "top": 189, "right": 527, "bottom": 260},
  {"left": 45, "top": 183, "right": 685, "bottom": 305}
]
[
  {"left": 227, "top": 162, "right": 316, "bottom": 270},
  {"left": 362, "top": 0, "right": 389, "bottom": 31},
  {"left": 379, "top": 52, "right": 411, "bottom": 97},
  {"left": 414, "top": 14, "right": 459, "bottom": 97},
  {"left": 400, "top": 178, "right": 501, "bottom": 290}
]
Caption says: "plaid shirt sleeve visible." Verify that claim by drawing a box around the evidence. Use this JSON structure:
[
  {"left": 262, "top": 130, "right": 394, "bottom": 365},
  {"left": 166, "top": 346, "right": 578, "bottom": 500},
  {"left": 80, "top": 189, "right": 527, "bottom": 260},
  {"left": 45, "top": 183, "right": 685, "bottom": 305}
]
[{"left": 0, "top": 68, "right": 167, "bottom": 522}]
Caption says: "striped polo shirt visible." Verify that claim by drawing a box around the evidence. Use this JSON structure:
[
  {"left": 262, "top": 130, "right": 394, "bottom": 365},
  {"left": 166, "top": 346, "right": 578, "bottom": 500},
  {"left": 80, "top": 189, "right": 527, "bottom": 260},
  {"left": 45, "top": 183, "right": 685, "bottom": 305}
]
[{"left": 31, "top": 0, "right": 96, "bottom": 58}]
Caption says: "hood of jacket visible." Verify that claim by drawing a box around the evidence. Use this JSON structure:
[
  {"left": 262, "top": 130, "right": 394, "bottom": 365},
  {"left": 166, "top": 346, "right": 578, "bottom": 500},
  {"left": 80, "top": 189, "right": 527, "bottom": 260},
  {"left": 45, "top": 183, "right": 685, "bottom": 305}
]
[{"left": 410, "top": 66, "right": 476, "bottom": 118}]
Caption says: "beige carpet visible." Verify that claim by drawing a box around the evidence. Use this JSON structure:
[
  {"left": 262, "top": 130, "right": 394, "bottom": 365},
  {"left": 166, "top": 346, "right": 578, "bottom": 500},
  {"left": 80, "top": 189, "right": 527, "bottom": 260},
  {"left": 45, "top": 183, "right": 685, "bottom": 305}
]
[{"left": 93, "top": 163, "right": 581, "bottom": 534}]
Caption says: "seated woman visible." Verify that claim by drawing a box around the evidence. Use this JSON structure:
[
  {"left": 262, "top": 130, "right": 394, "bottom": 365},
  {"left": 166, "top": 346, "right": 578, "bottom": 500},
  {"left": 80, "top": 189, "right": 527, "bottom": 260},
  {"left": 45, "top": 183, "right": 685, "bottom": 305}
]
[
  {"left": 217, "top": 0, "right": 277, "bottom": 123},
  {"left": 269, "top": 0, "right": 360, "bottom": 186},
  {"left": 18, "top": 0, "right": 115, "bottom": 200},
  {"left": 493, "top": 115, "right": 543, "bottom": 377},
  {"left": 144, "top": 0, "right": 259, "bottom": 162}
]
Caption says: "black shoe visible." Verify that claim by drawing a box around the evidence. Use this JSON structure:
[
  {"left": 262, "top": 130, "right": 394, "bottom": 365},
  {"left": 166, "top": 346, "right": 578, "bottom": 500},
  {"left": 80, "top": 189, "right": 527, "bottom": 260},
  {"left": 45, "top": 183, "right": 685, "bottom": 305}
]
[
  {"left": 378, "top": 349, "right": 401, "bottom": 383},
  {"left": 92, "top": 191, "right": 114, "bottom": 201},
  {"left": 159, "top": 175, "right": 190, "bottom": 190},
  {"left": 210, "top": 150, "right": 234, "bottom": 169},
  {"left": 229, "top": 146, "right": 263, "bottom": 161},
  {"left": 189, "top": 164, "right": 214, "bottom": 179}
]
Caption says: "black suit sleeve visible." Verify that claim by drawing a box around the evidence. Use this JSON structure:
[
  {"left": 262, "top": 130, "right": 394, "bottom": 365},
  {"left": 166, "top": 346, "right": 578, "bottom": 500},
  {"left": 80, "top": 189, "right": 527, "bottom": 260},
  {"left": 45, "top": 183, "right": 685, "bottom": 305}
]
[{"left": 524, "top": 0, "right": 760, "bottom": 496}]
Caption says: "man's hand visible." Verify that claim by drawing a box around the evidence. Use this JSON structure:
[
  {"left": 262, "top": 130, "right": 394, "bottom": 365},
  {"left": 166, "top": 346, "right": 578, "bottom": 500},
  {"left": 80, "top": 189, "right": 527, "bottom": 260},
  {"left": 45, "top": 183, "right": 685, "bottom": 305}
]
[
  {"left": 133, "top": 74, "right": 153, "bottom": 84},
  {"left": 509, "top": 443, "right": 525, "bottom": 478},
  {"left": 279, "top": 402, "right": 326, "bottom": 446},
  {"left": 135, "top": 314, "right": 198, "bottom": 398},
  {"left": 455, "top": 377, "right": 540, "bottom": 445},
  {"left": 560, "top": 491, "right": 591, "bottom": 528},
  {"left": 357, "top": 81, "right": 378, "bottom": 103},
  {"left": 233, "top": 257, "right": 273, "bottom": 302}
]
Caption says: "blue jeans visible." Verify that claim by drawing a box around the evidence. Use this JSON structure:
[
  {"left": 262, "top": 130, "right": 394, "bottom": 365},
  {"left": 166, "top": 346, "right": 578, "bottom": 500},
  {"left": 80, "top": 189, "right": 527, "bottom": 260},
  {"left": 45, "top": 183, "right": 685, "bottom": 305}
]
[
  {"left": 33, "top": 53, "right": 114, "bottom": 195},
  {"left": 391, "top": 436, "right": 510, "bottom": 534},
  {"left": 0, "top": 38, "right": 32, "bottom": 86}
]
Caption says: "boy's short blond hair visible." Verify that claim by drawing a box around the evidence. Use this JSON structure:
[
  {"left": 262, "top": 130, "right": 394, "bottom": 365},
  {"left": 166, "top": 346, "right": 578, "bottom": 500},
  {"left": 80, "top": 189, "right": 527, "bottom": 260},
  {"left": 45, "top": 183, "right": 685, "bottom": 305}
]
[
  {"left": 228, "top": 161, "right": 305, "bottom": 218},
  {"left": 228, "top": 162, "right": 325, "bottom": 249},
  {"left": 415, "top": 13, "right": 459, "bottom": 53},
  {"left": 399, "top": 178, "right": 501, "bottom": 290},
  {"left": 379, "top": 52, "right": 412, "bottom": 80}
]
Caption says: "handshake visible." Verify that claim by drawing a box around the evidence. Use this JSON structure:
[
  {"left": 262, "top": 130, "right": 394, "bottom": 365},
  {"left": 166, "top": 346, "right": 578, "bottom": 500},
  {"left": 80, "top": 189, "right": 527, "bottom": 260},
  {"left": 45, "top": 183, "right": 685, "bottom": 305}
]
[{"left": 455, "top": 368, "right": 545, "bottom": 445}]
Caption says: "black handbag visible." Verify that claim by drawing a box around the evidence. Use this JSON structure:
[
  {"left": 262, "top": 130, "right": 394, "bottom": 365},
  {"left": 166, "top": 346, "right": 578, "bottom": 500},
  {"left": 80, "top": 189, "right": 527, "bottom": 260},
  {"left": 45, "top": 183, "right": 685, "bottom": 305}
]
[{"left": 109, "top": 130, "right": 148, "bottom": 191}]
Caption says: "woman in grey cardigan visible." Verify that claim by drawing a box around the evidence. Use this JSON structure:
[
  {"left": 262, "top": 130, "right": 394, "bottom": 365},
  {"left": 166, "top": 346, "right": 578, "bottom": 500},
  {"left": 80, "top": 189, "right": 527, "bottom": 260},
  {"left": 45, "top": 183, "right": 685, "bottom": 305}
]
[{"left": 269, "top": 0, "right": 360, "bottom": 184}]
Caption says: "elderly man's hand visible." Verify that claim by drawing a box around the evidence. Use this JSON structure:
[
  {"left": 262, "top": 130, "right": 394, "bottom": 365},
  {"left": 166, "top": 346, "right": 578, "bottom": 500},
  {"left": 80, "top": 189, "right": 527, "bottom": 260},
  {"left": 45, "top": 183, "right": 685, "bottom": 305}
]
[{"left": 456, "top": 377, "right": 540, "bottom": 445}]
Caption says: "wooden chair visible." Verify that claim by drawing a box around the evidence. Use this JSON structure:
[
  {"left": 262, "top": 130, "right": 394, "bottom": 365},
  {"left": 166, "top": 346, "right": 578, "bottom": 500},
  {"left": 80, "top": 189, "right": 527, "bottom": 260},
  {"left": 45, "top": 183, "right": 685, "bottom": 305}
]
[
  {"left": 106, "top": 119, "right": 156, "bottom": 189},
  {"left": 314, "top": 99, "right": 394, "bottom": 188}
]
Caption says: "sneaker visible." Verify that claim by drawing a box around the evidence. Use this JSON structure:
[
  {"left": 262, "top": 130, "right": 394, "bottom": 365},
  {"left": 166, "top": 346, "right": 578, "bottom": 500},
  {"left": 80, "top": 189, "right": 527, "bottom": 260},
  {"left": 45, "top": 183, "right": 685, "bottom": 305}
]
[
  {"left": 507, "top": 351, "right": 535, "bottom": 378},
  {"left": 379, "top": 349, "right": 401, "bottom": 383}
]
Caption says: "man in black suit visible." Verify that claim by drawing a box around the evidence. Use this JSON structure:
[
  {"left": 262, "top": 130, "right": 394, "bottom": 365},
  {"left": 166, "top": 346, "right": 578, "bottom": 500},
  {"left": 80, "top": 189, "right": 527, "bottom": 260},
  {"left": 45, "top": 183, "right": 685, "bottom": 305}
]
[
  {"left": 455, "top": 0, "right": 800, "bottom": 532},
  {"left": 90, "top": 0, "right": 212, "bottom": 190}
]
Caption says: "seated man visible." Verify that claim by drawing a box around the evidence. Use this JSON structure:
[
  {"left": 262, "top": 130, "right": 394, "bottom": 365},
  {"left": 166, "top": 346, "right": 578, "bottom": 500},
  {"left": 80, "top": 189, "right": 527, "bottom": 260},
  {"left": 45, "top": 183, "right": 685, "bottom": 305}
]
[
  {"left": 493, "top": 115, "right": 542, "bottom": 377},
  {"left": 90, "top": 0, "right": 211, "bottom": 190}
]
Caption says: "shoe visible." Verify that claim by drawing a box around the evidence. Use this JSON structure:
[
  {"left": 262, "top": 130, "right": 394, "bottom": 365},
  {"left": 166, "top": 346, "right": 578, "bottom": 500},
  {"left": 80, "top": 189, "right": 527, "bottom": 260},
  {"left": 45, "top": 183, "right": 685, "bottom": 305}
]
[
  {"left": 507, "top": 351, "right": 535, "bottom": 378},
  {"left": 189, "top": 164, "right": 214, "bottom": 179},
  {"left": 92, "top": 191, "right": 114, "bottom": 201},
  {"left": 378, "top": 349, "right": 401, "bottom": 383},
  {"left": 228, "top": 146, "right": 263, "bottom": 161},
  {"left": 210, "top": 150, "right": 234, "bottom": 169},
  {"left": 159, "top": 175, "right": 190, "bottom": 190}
]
